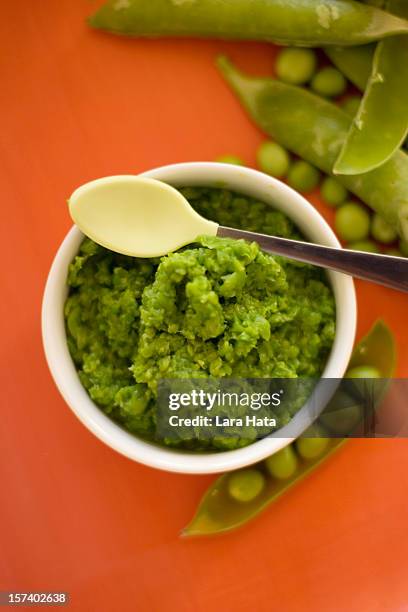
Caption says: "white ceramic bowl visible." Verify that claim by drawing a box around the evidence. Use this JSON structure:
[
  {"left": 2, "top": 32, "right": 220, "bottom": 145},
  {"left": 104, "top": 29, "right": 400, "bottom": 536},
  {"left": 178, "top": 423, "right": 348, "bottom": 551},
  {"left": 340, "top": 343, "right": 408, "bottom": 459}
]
[{"left": 42, "top": 162, "right": 356, "bottom": 474}]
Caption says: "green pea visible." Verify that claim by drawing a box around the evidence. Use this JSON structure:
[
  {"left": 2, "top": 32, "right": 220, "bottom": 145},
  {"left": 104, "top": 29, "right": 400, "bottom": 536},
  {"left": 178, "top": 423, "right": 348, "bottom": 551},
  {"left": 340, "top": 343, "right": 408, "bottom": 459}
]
[
  {"left": 320, "top": 390, "right": 362, "bottom": 435},
  {"left": 322, "top": 404, "right": 362, "bottom": 435},
  {"left": 227, "top": 469, "right": 265, "bottom": 502},
  {"left": 346, "top": 365, "right": 381, "bottom": 378},
  {"left": 275, "top": 48, "right": 317, "bottom": 85},
  {"left": 371, "top": 213, "right": 398, "bottom": 245},
  {"left": 320, "top": 177, "right": 348, "bottom": 207},
  {"left": 311, "top": 67, "right": 347, "bottom": 98},
  {"left": 265, "top": 445, "right": 298, "bottom": 480},
  {"left": 215, "top": 154, "right": 244, "bottom": 165},
  {"left": 335, "top": 202, "right": 371, "bottom": 242},
  {"left": 287, "top": 160, "right": 320, "bottom": 193},
  {"left": 341, "top": 96, "right": 362, "bottom": 117},
  {"left": 347, "top": 240, "right": 380, "bottom": 253},
  {"left": 296, "top": 426, "right": 329, "bottom": 460},
  {"left": 256, "top": 141, "right": 290, "bottom": 178},
  {"left": 399, "top": 239, "right": 408, "bottom": 257}
]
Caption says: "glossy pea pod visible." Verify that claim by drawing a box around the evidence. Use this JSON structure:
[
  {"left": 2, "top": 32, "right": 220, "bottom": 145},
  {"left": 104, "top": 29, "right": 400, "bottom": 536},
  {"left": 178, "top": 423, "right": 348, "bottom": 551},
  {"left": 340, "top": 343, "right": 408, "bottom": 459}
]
[
  {"left": 182, "top": 321, "right": 396, "bottom": 537},
  {"left": 88, "top": 0, "right": 408, "bottom": 46},
  {"left": 325, "top": 5, "right": 402, "bottom": 91},
  {"left": 325, "top": 44, "right": 374, "bottom": 91},
  {"left": 217, "top": 56, "right": 408, "bottom": 242},
  {"left": 333, "top": 0, "right": 408, "bottom": 175}
]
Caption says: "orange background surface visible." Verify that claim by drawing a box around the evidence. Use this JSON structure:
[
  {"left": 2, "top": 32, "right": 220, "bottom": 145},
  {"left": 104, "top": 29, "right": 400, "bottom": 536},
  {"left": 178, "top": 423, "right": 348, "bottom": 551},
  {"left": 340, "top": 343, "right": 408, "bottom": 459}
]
[{"left": 1, "top": 2, "right": 408, "bottom": 611}]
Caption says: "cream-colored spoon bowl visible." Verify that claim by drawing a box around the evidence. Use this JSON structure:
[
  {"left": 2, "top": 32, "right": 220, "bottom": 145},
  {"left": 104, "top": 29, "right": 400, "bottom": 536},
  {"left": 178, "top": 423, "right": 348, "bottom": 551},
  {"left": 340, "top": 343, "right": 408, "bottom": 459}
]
[{"left": 68, "top": 176, "right": 218, "bottom": 258}]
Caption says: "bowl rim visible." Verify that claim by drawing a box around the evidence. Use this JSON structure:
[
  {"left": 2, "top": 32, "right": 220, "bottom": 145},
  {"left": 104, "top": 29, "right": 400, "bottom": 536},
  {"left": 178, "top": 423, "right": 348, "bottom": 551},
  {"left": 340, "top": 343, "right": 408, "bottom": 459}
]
[{"left": 42, "top": 162, "right": 357, "bottom": 474}]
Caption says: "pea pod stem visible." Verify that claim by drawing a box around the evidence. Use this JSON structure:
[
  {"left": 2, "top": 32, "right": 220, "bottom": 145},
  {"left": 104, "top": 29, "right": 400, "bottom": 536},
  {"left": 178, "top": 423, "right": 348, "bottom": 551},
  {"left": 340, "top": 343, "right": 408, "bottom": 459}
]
[
  {"left": 89, "top": 0, "right": 408, "bottom": 46},
  {"left": 333, "top": 0, "right": 408, "bottom": 175},
  {"left": 182, "top": 321, "right": 396, "bottom": 537},
  {"left": 217, "top": 56, "right": 408, "bottom": 241}
]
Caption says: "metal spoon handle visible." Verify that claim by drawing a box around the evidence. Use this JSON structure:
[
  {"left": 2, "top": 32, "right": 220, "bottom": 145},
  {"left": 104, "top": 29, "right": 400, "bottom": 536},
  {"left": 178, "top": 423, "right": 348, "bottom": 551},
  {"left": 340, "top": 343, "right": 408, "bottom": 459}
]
[{"left": 218, "top": 226, "right": 408, "bottom": 293}]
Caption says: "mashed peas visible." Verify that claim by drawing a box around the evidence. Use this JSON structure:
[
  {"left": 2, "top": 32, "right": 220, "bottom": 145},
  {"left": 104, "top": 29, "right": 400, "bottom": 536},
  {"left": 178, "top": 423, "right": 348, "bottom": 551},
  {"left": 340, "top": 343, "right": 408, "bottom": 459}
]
[{"left": 65, "top": 187, "right": 335, "bottom": 450}]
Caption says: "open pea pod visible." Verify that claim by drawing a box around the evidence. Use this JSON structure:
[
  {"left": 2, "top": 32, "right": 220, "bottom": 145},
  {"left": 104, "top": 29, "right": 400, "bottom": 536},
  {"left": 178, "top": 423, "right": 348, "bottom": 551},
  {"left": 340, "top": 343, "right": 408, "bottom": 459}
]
[
  {"left": 217, "top": 56, "right": 408, "bottom": 241},
  {"left": 325, "top": 44, "right": 374, "bottom": 91},
  {"left": 334, "top": 0, "right": 408, "bottom": 175},
  {"left": 325, "top": 0, "right": 408, "bottom": 92},
  {"left": 348, "top": 320, "right": 396, "bottom": 376},
  {"left": 89, "top": 0, "right": 408, "bottom": 46},
  {"left": 182, "top": 321, "right": 396, "bottom": 537}
]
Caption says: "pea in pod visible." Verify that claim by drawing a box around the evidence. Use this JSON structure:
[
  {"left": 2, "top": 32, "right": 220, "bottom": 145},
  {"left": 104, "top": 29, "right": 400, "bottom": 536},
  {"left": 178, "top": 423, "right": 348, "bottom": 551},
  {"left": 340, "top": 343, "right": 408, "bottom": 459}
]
[
  {"left": 333, "top": 0, "right": 408, "bottom": 175},
  {"left": 182, "top": 321, "right": 396, "bottom": 537},
  {"left": 217, "top": 56, "right": 408, "bottom": 241},
  {"left": 89, "top": 0, "right": 408, "bottom": 46}
]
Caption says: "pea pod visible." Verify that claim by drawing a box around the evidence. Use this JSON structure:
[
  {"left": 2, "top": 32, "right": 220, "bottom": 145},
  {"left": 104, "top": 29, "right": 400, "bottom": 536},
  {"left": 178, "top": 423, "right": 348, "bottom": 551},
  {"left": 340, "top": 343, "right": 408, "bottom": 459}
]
[
  {"left": 217, "top": 56, "right": 408, "bottom": 241},
  {"left": 325, "top": 44, "right": 374, "bottom": 90},
  {"left": 326, "top": 0, "right": 406, "bottom": 90},
  {"left": 89, "top": 0, "right": 408, "bottom": 46},
  {"left": 347, "top": 319, "right": 396, "bottom": 375},
  {"left": 182, "top": 321, "right": 396, "bottom": 537},
  {"left": 334, "top": 0, "right": 408, "bottom": 175}
]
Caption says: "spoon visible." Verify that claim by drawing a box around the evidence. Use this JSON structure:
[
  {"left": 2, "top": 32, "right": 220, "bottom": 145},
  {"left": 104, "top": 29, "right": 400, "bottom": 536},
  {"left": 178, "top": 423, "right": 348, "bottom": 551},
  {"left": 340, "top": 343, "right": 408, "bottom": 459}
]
[{"left": 68, "top": 175, "right": 408, "bottom": 293}]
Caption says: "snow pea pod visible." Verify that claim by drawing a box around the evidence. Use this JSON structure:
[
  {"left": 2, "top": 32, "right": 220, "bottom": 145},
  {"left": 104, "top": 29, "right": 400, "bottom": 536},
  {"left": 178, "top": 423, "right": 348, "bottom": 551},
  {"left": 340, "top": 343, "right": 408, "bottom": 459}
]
[
  {"left": 217, "top": 56, "right": 408, "bottom": 241},
  {"left": 182, "top": 438, "right": 345, "bottom": 537},
  {"left": 326, "top": 0, "right": 405, "bottom": 88},
  {"left": 347, "top": 320, "right": 396, "bottom": 375},
  {"left": 88, "top": 0, "right": 408, "bottom": 46},
  {"left": 325, "top": 44, "right": 374, "bottom": 90},
  {"left": 334, "top": 0, "right": 408, "bottom": 175},
  {"left": 182, "top": 321, "right": 395, "bottom": 537}
]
